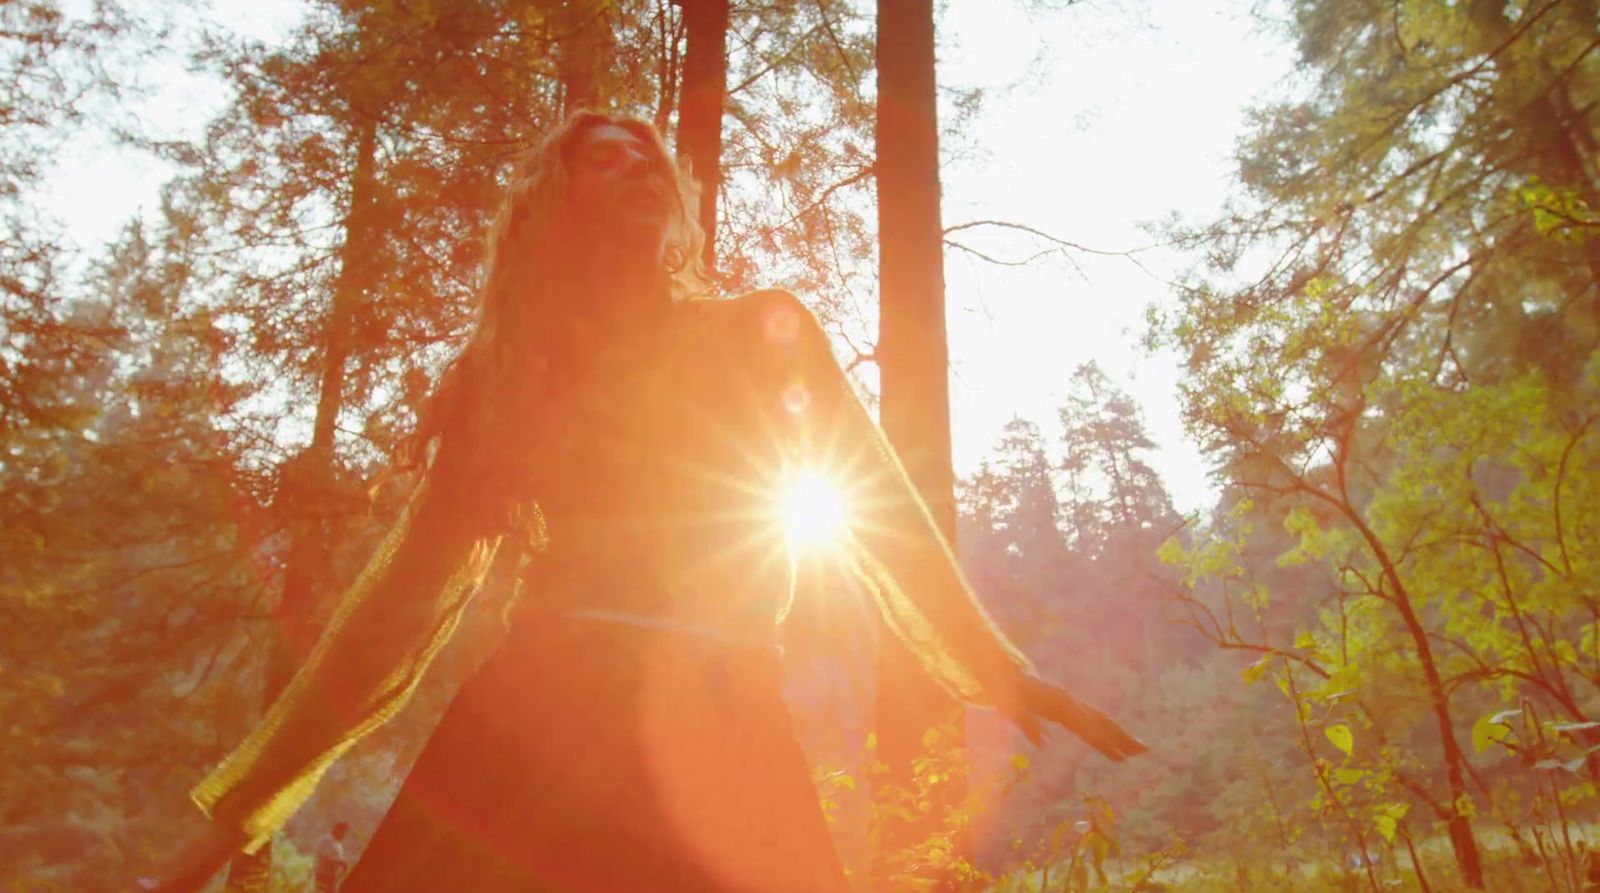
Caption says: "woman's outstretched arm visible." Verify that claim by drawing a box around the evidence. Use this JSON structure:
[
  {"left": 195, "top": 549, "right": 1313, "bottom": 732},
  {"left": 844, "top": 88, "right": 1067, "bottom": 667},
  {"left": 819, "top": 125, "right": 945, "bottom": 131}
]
[
  {"left": 736, "top": 289, "right": 1146, "bottom": 760},
  {"left": 190, "top": 447, "right": 504, "bottom": 855}
]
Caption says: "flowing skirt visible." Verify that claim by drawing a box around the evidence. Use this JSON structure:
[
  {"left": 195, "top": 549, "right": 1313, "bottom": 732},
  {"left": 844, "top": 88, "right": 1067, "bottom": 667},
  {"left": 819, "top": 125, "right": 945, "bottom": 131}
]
[{"left": 342, "top": 614, "right": 851, "bottom": 893}]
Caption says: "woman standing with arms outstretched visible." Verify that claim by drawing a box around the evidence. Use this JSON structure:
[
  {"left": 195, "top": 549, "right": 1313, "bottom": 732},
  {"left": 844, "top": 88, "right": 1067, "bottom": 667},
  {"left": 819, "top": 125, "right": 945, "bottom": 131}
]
[{"left": 157, "top": 112, "right": 1145, "bottom": 893}]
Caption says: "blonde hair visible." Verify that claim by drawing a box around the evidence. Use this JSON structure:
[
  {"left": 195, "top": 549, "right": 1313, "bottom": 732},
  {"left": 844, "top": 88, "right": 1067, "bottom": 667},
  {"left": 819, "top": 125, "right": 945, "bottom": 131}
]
[{"left": 402, "top": 112, "right": 709, "bottom": 537}]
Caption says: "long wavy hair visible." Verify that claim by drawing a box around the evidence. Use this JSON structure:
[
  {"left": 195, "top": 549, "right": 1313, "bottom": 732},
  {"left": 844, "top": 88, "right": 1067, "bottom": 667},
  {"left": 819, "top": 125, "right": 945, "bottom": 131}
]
[{"left": 402, "top": 112, "right": 709, "bottom": 539}]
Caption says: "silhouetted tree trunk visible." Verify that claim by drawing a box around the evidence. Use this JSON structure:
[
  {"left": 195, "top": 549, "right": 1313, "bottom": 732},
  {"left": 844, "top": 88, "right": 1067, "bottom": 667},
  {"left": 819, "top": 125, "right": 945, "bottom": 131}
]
[
  {"left": 672, "top": 0, "right": 729, "bottom": 270},
  {"left": 223, "top": 115, "right": 382, "bottom": 893},
  {"left": 279, "top": 114, "right": 381, "bottom": 690},
  {"left": 871, "top": 0, "right": 965, "bottom": 884}
]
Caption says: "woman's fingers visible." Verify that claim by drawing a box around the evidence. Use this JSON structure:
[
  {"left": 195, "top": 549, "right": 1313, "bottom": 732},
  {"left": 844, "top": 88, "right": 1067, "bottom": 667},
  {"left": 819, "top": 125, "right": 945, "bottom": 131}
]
[{"left": 1022, "top": 676, "right": 1150, "bottom": 761}]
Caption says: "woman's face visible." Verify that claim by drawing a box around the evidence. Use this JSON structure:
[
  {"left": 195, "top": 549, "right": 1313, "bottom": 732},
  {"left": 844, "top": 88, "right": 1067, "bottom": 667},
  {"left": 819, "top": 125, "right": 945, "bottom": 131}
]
[{"left": 566, "top": 123, "right": 675, "bottom": 261}]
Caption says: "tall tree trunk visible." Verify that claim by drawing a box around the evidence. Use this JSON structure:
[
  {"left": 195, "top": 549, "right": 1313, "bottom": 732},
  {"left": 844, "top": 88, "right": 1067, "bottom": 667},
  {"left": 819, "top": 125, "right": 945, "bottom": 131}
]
[
  {"left": 872, "top": 0, "right": 965, "bottom": 885},
  {"left": 672, "top": 0, "right": 729, "bottom": 271},
  {"left": 222, "top": 115, "right": 381, "bottom": 893},
  {"left": 280, "top": 114, "right": 381, "bottom": 690}
]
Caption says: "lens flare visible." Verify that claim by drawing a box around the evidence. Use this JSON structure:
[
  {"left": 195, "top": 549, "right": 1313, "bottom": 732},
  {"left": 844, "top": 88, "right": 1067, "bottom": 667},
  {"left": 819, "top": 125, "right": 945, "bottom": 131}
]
[{"left": 780, "top": 469, "right": 848, "bottom": 551}]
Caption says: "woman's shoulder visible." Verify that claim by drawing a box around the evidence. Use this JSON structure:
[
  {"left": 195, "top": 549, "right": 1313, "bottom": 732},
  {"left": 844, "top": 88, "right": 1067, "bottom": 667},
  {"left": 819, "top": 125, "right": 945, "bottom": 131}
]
[
  {"left": 681, "top": 289, "right": 826, "bottom": 350},
  {"left": 684, "top": 288, "right": 810, "bottom": 320},
  {"left": 670, "top": 292, "right": 846, "bottom": 426}
]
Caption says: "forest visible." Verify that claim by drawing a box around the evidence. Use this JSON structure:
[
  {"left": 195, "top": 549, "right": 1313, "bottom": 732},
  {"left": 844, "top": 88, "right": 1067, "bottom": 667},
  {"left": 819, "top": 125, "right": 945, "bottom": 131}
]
[{"left": 3, "top": 0, "right": 1598, "bottom": 890}]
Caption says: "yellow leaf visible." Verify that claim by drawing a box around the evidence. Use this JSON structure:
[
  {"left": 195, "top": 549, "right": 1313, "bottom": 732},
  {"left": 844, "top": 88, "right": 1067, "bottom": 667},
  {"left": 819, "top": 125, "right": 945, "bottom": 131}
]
[{"left": 1326, "top": 724, "right": 1353, "bottom": 756}]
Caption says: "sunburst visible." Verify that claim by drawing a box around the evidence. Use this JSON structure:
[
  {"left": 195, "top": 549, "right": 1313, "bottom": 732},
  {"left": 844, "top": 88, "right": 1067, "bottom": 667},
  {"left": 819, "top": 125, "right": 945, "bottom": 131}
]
[{"left": 780, "top": 467, "right": 849, "bottom": 552}]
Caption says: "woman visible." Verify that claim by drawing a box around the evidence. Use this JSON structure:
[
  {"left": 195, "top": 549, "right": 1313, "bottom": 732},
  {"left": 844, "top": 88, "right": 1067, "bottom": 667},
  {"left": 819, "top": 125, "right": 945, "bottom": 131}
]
[{"left": 161, "top": 112, "right": 1145, "bottom": 892}]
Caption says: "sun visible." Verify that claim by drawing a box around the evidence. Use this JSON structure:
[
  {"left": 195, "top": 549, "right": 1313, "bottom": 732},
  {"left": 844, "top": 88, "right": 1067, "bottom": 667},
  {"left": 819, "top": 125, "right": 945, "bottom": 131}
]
[{"left": 780, "top": 468, "right": 849, "bottom": 551}]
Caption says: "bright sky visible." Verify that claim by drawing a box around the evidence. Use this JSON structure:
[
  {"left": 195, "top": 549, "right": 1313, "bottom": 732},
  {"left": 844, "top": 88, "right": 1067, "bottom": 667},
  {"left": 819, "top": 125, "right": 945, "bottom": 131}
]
[
  {"left": 43, "top": 0, "right": 1294, "bottom": 516},
  {"left": 936, "top": 0, "right": 1295, "bottom": 514}
]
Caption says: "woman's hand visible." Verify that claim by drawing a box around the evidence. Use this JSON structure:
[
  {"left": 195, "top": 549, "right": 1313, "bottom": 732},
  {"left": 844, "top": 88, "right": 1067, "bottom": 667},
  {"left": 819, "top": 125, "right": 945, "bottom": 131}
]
[
  {"left": 1016, "top": 674, "right": 1149, "bottom": 761},
  {"left": 142, "top": 821, "right": 246, "bottom": 893}
]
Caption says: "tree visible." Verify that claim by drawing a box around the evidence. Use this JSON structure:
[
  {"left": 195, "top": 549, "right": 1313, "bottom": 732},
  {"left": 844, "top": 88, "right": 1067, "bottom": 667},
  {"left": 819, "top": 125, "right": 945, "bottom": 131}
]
[
  {"left": 1053, "top": 366, "right": 1180, "bottom": 687},
  {"left": 1058, "top": 362, "right": 1175, "bottom": 549},
  {"left": 955, "top": 419, "right": 1071, "bottom": 652},
  {"left": 1159, "top": 1, "right": 1600, "bottom": 886},
  {"left": 0, "top": 0, "right": 126, "bottom": 450},
  {"left": 871, "top": 0, "right": 968, "bottom": 882},
  {"left": 990, "top": 418, "right": 1072, "bottom": 569},
  {"left": 672, "top": 0, "right": 730, "bottom": 270},
  {"left": 0, "top": 205, "right": 283, "bottom": 886}
]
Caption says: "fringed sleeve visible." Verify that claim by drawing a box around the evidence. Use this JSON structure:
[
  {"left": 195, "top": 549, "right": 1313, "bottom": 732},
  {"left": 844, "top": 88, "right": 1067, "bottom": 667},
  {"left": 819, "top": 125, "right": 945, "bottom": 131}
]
[
  {"left": 736, "top": 289, "right": 1146, "bottom": 760},
  {"left": 191, "top": 455, "right": 504, "bottom": 853}
]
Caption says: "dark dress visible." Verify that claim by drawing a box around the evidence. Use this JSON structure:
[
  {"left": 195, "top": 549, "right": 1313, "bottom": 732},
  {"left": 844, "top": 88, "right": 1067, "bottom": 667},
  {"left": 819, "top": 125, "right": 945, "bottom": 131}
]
[
  {"left": 343, "top": 616, "right": 848, "bottom": 892},
  {"left": 191, "top": 291, "right": 1053, "bottom": 892}
]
